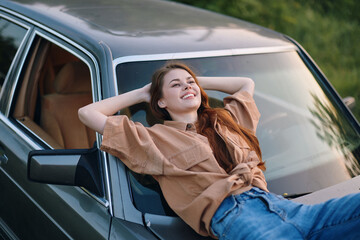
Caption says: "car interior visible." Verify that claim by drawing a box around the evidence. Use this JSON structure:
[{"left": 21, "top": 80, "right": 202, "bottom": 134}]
[{"left": 12, "top": 37, "right": 95, "bottom": 149}]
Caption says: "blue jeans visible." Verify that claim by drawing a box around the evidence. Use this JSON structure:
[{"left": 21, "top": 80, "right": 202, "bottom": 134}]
[{"left": 210, "top": 187, "right": 360, "bottom": 240}]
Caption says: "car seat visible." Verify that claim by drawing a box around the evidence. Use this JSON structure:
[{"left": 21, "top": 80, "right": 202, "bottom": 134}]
[{"left": 40, "top": 61, "right": 96, "bottom": 149}]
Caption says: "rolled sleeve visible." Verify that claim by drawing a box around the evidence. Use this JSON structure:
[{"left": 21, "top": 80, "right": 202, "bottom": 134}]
[
  {"left": 100, "top": 115, "right": 164, "bottom": 175},
  {"left": 223, "top": 91, "right": 260, "bottom": 134}
]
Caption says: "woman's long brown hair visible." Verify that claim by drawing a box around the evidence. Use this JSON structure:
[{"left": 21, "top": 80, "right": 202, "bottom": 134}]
[{"left": 150, "top": 62, "right": 265, "bottom": 172}]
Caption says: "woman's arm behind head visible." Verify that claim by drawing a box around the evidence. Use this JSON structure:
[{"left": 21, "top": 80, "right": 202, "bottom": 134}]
[
  {"left": 197, "top": 76, "right": 255, "bottom": 96},
  {"left": 78, "top": 83, "right": 151, "bottom": 134}
]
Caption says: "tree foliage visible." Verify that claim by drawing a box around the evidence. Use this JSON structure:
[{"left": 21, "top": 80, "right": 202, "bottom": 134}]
[{"left": 171, "top": 0, "right": 360, "bottom": 121}]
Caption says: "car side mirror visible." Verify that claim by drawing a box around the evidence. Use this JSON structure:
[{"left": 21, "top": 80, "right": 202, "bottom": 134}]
[{"left": 28, "top": 147, "right": 105, "bottom": 197}]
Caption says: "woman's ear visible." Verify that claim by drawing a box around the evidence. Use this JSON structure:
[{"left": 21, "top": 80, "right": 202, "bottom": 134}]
[{"left": 158, "top": 99, "right": 166, "bottom": 108}]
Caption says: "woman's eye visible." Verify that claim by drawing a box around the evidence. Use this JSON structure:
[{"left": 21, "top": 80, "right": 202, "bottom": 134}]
[{"left": 171, "top": 83, "right": 180, "bottom": 87}]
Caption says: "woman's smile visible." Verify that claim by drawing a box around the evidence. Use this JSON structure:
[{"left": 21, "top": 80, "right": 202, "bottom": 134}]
[{"left": 181, "top": 92, "right": 196, "bottom": 100}]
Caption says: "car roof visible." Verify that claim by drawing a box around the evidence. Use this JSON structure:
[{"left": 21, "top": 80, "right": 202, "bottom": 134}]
[{"left": 2, "top": 0, "right": 294, "bottom": 60}]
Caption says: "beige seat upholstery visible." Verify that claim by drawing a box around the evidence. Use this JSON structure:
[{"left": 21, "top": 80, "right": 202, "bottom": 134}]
[{"left": 40, "top": 61, "right": 95, "bottom": 149}]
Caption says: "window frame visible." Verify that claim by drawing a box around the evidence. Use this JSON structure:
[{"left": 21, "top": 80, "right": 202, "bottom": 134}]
[
  {"left": 8, "top": 30, "right": 96, "bottom": 148},
  {"left": 0, "top": 12, "right": 31, "bottom": 110}
]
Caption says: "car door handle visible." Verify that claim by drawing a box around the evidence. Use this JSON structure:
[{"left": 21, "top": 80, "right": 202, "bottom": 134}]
[{"left": 0, "top": 146, "right": 8, "bottom": 166}]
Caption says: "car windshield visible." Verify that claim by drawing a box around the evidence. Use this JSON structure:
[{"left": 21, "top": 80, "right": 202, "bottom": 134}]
[{"left": 115, "top": 51, "right": 360, "bottom": 196}]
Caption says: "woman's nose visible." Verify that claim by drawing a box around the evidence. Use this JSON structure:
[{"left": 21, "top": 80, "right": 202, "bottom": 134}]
[{"left": 184, "top": 83, "right": 192, "bottom": 90}]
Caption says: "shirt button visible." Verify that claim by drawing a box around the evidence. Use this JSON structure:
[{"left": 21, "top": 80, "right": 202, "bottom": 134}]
[{"left": 186, "top": 123, "right": 192, "bottom": 129}]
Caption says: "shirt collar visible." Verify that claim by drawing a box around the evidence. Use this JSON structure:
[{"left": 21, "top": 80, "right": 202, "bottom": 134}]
[{"left": 164, "top": 120, "right": 197, "bottom": 132}]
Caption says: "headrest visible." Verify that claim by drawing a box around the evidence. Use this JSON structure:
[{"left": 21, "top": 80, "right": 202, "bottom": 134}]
[{"left": 54, "top": 61, "right": 91, "bottom": 94}]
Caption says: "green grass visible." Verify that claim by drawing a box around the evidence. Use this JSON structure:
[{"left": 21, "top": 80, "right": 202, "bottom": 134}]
[{"left": 172, "top": 0, "right": 360, "bottom": 122}]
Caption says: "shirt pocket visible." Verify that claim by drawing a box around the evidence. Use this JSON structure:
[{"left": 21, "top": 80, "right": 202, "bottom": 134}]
[{"left": 168, "top": 143, "right": 211, "bottom": 170}]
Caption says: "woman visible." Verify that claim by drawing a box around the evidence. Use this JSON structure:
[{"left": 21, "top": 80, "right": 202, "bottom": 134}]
[{"left": 79, "top": 62, "right": 360, "bottom": 239}]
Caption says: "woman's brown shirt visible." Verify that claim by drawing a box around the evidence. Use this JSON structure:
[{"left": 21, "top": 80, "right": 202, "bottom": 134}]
[{"left": 100, "top": 91, "right": 268, "bottom": 237}]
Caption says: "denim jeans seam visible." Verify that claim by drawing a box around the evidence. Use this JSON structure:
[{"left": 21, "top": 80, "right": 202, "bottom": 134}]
[
  {"left": 261, "top": 195, "right": 306, "bottom": 239},
  {"left": 266, "top": 202, "right": 306, "bottom": 239},
  {"left": 221, "top": 205, "right": 243, "bottom": 240},
  {"left": 258, "top": 195, "right": 287, "bottom": 220},
  {"left": 210, "top": 225, "right": 219, "bottom": 239},
  {"left": 307, "top": 210, "right": 360, "bottom": 239},
  {"left": 287, "top": 221, "right": 306, "bottom": 239},
  {"left": 213, "top": 196, "right": 238, "bottom": 224}
]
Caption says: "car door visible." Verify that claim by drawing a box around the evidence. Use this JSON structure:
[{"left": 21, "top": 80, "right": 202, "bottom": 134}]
[{"left": 0, "top": 14, "right": 111, "bottom": 239}]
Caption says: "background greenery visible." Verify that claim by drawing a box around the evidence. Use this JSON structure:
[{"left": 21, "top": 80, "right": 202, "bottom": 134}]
[{"left": 171, "top": 0, "right": 360, "bottom": 122}]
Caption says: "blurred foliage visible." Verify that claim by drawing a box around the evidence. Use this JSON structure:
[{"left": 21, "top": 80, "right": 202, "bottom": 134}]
[{"left": 171, "top": 0, "right": 360, "bottom": 122}]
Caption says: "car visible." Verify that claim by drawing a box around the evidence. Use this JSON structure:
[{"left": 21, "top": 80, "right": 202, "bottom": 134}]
[{"left": 0, "top": 0, "right": 359, "bottom": 239}]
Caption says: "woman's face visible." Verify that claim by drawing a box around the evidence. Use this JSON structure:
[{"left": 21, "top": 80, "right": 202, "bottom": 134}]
[{"left": 158, "top": 68, "right": 201, "bottom": 119}]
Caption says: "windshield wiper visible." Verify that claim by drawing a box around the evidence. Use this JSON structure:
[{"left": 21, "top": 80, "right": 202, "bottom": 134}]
[{"left": 282, "top": 192, "right": 311, "bottom": 199}]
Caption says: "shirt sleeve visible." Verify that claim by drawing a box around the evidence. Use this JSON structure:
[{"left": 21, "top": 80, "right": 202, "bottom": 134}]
[
  {"left": 100, "top": 115, "right": 164, "bottom": 175},
  {"left": 223, "top": 91, "right": 260, "bottom": 134}
]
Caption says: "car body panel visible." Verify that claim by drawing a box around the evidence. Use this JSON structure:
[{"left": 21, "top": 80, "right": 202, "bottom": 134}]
[
  {"left": 294, "top": 175, "right": 360, "bottom": 204},
  {"left": 3, "top": 0, "right": 294, "bottom": 59},
  {"left": 109, "top": 218, "right": 157, "bottom": 240},
  {"left": 0, "top": 117, "right": 109, "bottom": 239}
]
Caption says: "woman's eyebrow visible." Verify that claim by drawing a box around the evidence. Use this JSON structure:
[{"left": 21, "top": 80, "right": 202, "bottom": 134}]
[
  {"left": 168, "top": 76, "right": 193, "bottom": 85},
  {"left": 169, "top": 79, "right": 180, "bottom": 85}
]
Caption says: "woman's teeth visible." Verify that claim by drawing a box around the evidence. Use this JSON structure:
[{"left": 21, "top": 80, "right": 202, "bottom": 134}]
[{"left": 182, "top": 94, "right": 194, "bottom": 99}]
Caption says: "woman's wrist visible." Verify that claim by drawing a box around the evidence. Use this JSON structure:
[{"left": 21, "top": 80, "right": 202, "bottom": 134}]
[{"left": 139, "top": 83, "right": 151, "bottom": 103}]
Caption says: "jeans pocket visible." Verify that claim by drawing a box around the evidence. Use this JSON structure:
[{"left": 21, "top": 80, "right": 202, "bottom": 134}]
[
  {"left": 260, "top": 193, "right": 287, "bottom": 220},
  {"left": 212, "top": 196, "right": 238, "bottom": 225},
  {"left": 211, "top": 196, "right": 241, "bottom": 239}
]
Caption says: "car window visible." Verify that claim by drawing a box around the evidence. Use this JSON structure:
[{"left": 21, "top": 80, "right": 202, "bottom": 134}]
[
  {"left": 10, "top": 36, "right": 95, "bottom": 149},
  {"left": 0, "top": 17, "right": 27, "bottom": 92},
  {"left": 116, "top": 51, "right": 360, "bottom": 215}
]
